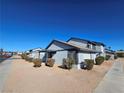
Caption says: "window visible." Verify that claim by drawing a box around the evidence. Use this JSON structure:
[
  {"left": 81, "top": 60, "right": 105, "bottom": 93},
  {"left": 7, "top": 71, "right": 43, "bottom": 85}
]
[
  {"left": 87, "top": 44, "right": 90, "bottom": 48},
  {"left": 92, "top": 45, "right": 96, "bottom": 50}
]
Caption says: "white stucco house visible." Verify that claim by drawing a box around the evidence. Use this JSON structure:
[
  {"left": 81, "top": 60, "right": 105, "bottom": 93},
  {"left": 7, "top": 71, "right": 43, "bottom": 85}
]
[
  {"left": 46, "top": 37, "right": 106, "bottom": 69},
  {"left": 26, "top": 48, "right": 46, "bottom": 61},
  {"left": 25, "top": 37, "right": 115, "bottom": 69},
  {"left": 105, "top": 48, "right": 115, "bottom": 60}
]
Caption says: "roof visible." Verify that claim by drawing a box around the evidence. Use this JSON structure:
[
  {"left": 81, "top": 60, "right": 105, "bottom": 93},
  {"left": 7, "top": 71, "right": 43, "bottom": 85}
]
[
  {"left": 46, "top": 40, "right": 101, "bottom": 53},
  {"left": 25, "top": 47, "right": 42, "bottom": 53},
  {"left": 116, "top": 51, "right": 124, "bottom": 53},
  {"left": 67, "top": 37, "right": 106, "bottom": 46},
  {"left": 67, "top": 37, "right": 91, "bottom": 43},
  {"left": 105, "top": 49, "right": 115, "bottom": 54}
]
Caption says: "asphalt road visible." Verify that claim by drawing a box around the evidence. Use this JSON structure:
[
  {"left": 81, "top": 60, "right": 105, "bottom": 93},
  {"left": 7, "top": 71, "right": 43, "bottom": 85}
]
[
  {"left": 0, "top": 58, "right": 12, "bottom": 93},
  {"left": 94, "top": 61, "right": 124, "bottom": 93}
]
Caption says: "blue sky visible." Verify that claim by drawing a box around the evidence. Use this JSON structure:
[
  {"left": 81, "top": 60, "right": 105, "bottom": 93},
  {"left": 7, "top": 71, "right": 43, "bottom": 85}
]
[{"left": 0, "top": 0, "right": 124, "bottom": 51}]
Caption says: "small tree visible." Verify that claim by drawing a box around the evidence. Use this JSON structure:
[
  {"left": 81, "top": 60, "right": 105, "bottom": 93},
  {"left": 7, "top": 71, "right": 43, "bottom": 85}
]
[
  {"left": 62, "top": 58, "right": 74, "bottom": 70},
  {"left": 21, "top": 53, "right": 28, "bottom": 59},
  {"left": 116, "top": 53, "right": 124, "bottom": 58},
  {"left": 95, "top": 56, "right": 105, "bottom": 65},
  {"left": 33, "top": 58, "right": 42, "bottom": 67},
  {"left": 45, "top": 58, "right": 55, "bottom": 67},
  {"left": 85, "top": 59, "right": 94, "bottom": 70},
  {"left": 105, "top": 55, "right": 111, "bottom": 60},
  {"left": 114, "top": 54, "right": 118, "bottom": 59}
]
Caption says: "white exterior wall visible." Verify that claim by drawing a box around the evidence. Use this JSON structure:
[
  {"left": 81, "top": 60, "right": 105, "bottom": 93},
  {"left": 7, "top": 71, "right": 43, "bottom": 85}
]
[
  {"left": 100, "top": 46, "right": 106, "bottom": 57},
  {"left": 29, "top": 52, "right": 45, "bottom": 59},
  {"left": 95, "top": 45, "right": 102, "bottom": 51},
  {"left": 30, "top": 51, "right": 39, "bottom": 58},
  {"left": 68, "top": 40, "right": 88, "bottom": 48},
  {"left": 47, "top": 41, "right": 73, "bottom": 51},
  {"left": 77, "top": 52, "right": 96, "bottom": 69},
  {"left": 47, "top": 41, "right": 70, "bottom": 65},
  {"left": 52, "top": 51, "right": 68, "bottom": 65},
  {"left": 40, "top": 52, "right": 45, "bottom": 60}
]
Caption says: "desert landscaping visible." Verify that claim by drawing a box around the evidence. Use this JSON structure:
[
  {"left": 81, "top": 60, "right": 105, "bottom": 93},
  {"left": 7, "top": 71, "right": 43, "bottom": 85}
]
[{"left": 1, "top": 55, "right": 118, "bottom": 93}]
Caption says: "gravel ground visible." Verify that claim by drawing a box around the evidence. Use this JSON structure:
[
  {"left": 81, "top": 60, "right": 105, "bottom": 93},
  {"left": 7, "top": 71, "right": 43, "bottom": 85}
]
[
  {"left": 0, "top": 58, "right": 12, "bottom": 93},
  {"left": 2, "top": 55, "right": 114, "bottom": 93}
]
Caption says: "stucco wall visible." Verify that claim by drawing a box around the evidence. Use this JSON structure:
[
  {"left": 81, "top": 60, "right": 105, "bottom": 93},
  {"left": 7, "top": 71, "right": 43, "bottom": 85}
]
[
  {"left": 47, "top": 41, "right": 73, "bottom": 51},
  {"left": 77, "top": 52, "right": 96, "bottom": 69},
  {"left": 68, "top": 39, "right": 88, "bottom": 48},
  {"left": 29, "top": 51, "right": 39, "bottom": 58},
  {"left": 40, "top": 52, "right": 45, "bottom": 61},
  {"left": 52, "top": 51, "right": 68, "bottom": 65},
  {"left": 29, "top": 52, "right": 45, "bottom": 59}
]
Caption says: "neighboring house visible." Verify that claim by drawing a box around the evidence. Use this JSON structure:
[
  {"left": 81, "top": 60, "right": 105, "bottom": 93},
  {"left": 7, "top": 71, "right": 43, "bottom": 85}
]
[
  {"left": 27, "top": 48, "right": 46, "bottom": 60},
  {"left": 105, "top": 49, "right": 115, "bottom": 60},
  {"left": 115, "top": 50, "right": 124, "bottom": 58},
  {"left": 46, "top": 39, "right": 101, "bottom": 69},
  {"left": 0, "top": 48, "right": 3, "bottom": 56}
]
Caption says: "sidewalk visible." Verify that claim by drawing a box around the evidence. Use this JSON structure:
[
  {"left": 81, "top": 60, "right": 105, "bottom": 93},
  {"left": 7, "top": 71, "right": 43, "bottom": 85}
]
[
  {"left": 94, "top": 61, "right": 124, "bottom": 93},
  {"left": 0, "top": 58, "right": 12, "bottom": 93}
]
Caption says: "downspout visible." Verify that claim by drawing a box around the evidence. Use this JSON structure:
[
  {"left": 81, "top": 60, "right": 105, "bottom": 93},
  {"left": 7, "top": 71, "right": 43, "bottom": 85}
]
[
  {"left": 90, "top": 52, "right": 96, "bottom": 64},
  {"left": 38, "top": 51, "right": 40, "bottom": 59},
  {"left": 90, "top": 52, "right": 92, "bottom": 59},
  {"left": 45, "top": 52, "right": 48, "bottom": 63}
]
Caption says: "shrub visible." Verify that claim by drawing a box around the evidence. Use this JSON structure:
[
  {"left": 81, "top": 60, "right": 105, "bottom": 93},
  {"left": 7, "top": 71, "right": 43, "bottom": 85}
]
[
  {"left": 45, "top": 58, "right": 55, "bottom": 67},
  {"left": 21, "top": 53, "right": 28, "bottom": 59},
  {"left": 27, "top": 58, "right": 33, "bottom": 62},
  {"left": 85, "top": 59, "right": 94, "bottom": 70},
  {"left": 116, "top": 53, "right": 124, "bottom": 58},
  {"left": 80, "top": 62, "right": 87, "bottom": 69},
  {"left": 114, "top": 55, "right": 118, "bottom": 59},
  {"left": 25, "top": 56, "right": 30, "bottom": 61},
  {"left": 33, "top": 59, "right": 41, "bottom": 67},
  {"left": 95, "top": 56, "right": 105, "bottom": 65},
  {"left": 62, "top": 58, "right": 74, "bottom": 70},
  {"left": 105, "top": 55, "right": 111, "bottom": 60}
]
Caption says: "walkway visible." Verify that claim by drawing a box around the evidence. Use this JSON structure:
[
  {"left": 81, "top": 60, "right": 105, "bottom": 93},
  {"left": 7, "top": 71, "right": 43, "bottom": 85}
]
[
  {"left": 94, "top": 61, "right": 124, "bottom": 93},
  {"left": 0, "top": 58, "right": 12, "bottom": 93}
]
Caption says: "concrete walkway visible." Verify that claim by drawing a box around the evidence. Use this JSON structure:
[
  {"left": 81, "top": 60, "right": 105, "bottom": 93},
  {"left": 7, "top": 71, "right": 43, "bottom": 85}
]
[
  {"left": 0, "top": 58, "right": 12, "bottom": 93},
  {"left": 94, "top": 61, "right": 124, "bottom": 93}
]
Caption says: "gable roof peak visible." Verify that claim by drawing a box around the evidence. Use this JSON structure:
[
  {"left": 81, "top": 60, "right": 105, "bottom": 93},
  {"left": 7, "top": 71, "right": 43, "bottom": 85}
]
[{"left": 67, "top": 37, "right": 105, "bottom": 46}]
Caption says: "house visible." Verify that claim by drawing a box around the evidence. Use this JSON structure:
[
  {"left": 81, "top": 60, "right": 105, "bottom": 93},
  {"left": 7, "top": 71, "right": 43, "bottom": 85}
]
[
  {"left": 115, "top": 50, "right": 124, "bottom": 58},
  {"left": 67, "top": 37, "right": 106, "bottom": 57},
  {"left": 26, "top": 48, "right": 45, "bottom": 61},
  {"left": 105, "top": 49, "right": 115, "bottom": 60},
  {"left": 0, "top": 48, "right": 3, "bottom": 56},
  {"left": 46, "top": 38, "right": 104, "bottom": 69},
  {"left": 24, "top": 37, "right": 114, "bottom": 69}
]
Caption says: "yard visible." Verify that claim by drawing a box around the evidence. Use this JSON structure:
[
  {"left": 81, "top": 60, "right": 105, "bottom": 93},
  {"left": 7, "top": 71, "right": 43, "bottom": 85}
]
[{"left": 2, "top": 55, "right": 114, "bottom": 93}]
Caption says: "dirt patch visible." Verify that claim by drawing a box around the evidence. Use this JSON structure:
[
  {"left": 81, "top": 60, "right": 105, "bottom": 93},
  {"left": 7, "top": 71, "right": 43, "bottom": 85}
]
[{"left": 2, "top": 56, "right": 115, "bottom": 93}]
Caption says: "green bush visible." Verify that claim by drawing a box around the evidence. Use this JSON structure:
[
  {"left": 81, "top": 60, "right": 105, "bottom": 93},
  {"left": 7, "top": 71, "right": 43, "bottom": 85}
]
[
  {"left": 62, "top": 58, "right": 74, "bottom": 70},
  {"left": 95, "top": 56, "right": 105, "bottom": 65},
  {"left": 105, "top": 55, "right": 111, "bottom": 60},
  {"left": 85, "top": 59, "right": 94, "bottom": 70},
  {"left": 45, "top": 58, "right": 55, "bottom": 67},
  {"left": 33, "top": 59, "right": 41, "bottom": 67},
  {"left": 116, "top": 53, "right": 124, "bottom": 58}
]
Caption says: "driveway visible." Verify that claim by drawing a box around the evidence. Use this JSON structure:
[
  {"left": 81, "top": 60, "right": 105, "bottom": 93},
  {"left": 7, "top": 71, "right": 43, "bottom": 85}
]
[
  {"left": 0, "top": 58, "right": 12, "bottom": 93},
  {"left": 94, "top": 61, "right": 124, "bottom": 93}
]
